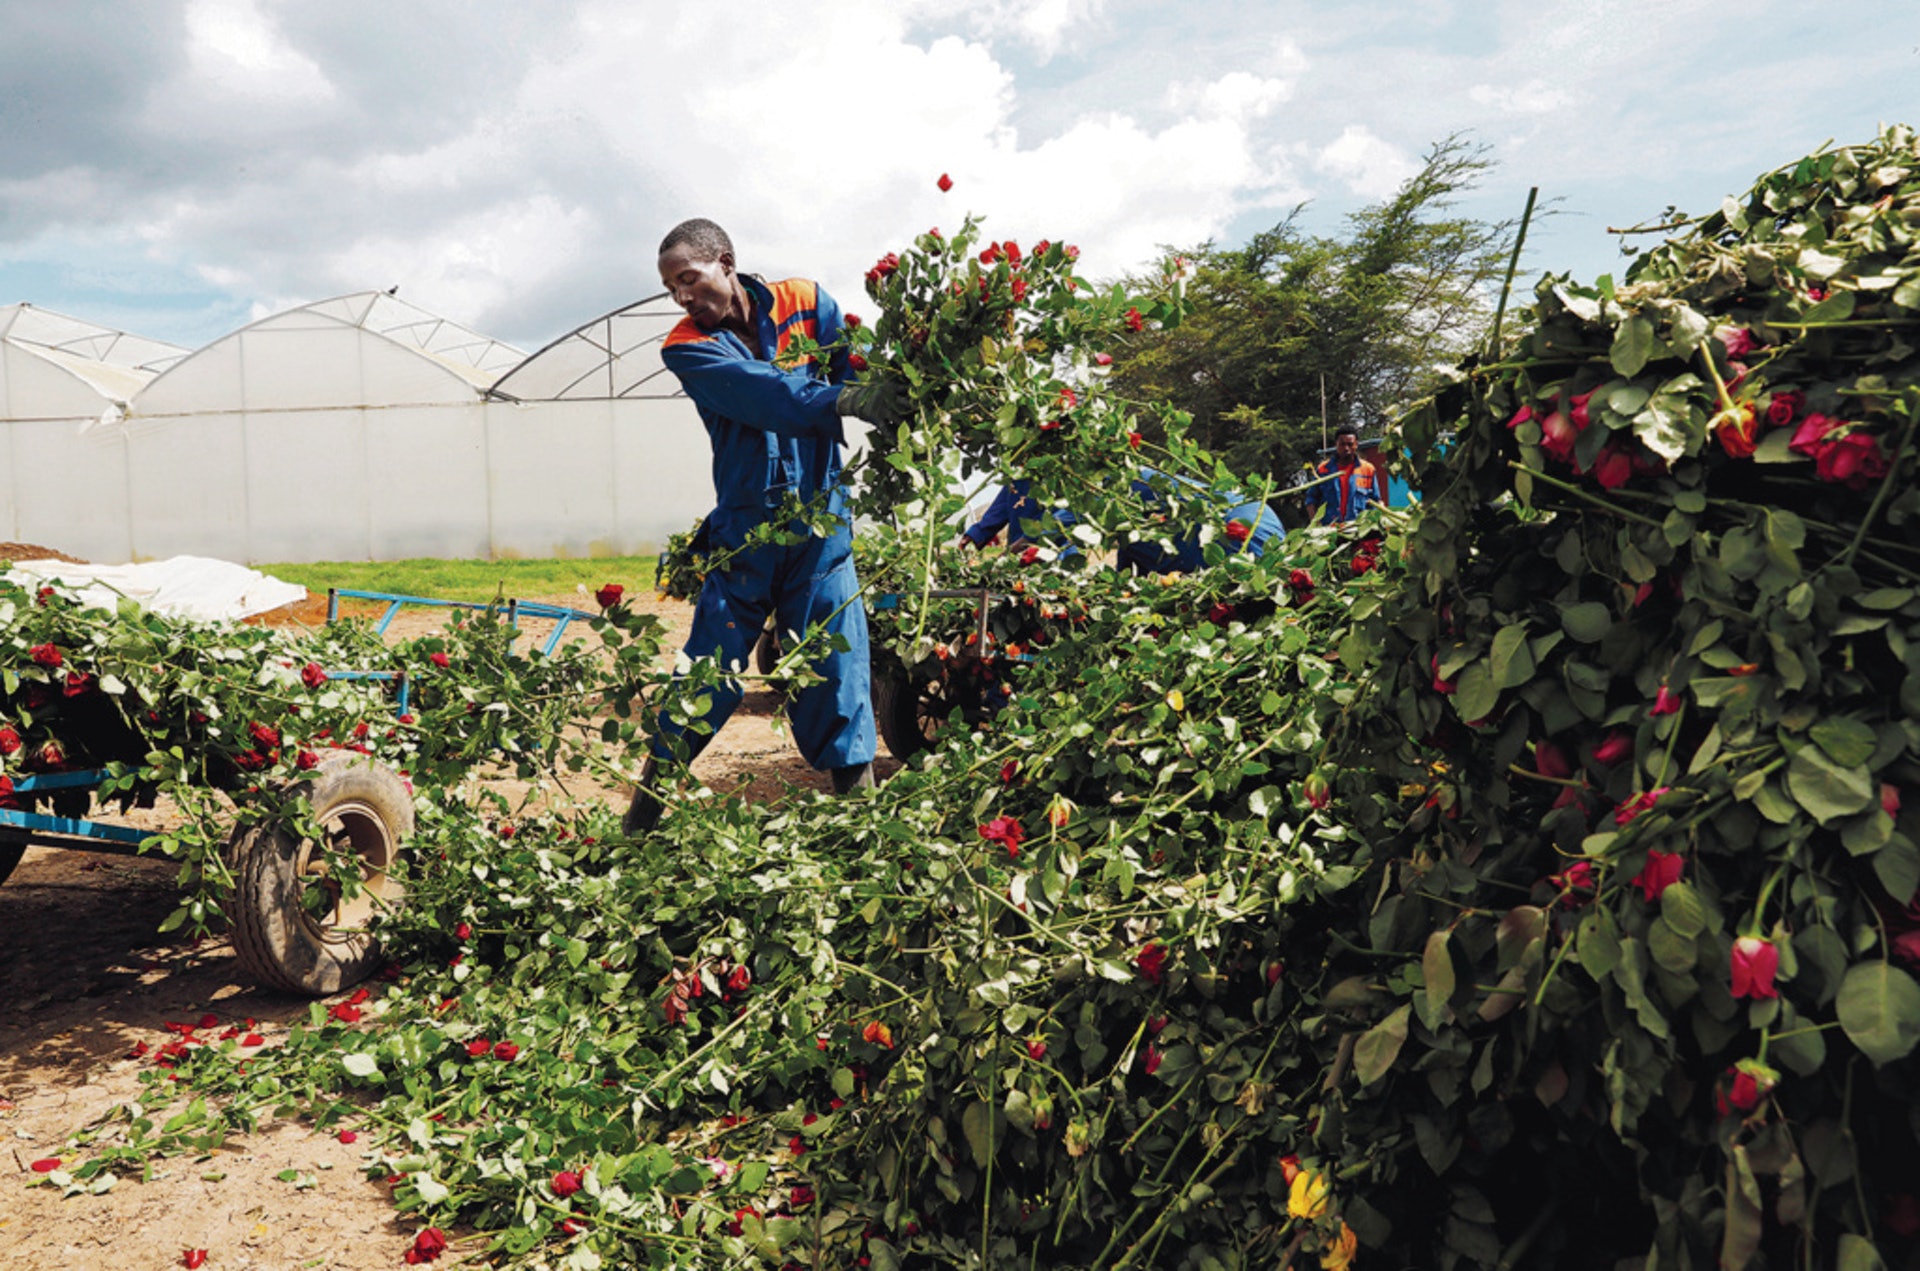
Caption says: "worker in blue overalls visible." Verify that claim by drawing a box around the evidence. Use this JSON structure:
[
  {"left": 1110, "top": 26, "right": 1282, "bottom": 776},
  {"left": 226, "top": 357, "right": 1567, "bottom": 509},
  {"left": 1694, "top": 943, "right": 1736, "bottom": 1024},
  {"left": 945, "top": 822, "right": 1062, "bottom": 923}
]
[
  {"left": 1301, "top": 426, "right": 1381, "bottom": 525},
  {"left": 625, "top": 218, "right": 905, "bottom": 835}
]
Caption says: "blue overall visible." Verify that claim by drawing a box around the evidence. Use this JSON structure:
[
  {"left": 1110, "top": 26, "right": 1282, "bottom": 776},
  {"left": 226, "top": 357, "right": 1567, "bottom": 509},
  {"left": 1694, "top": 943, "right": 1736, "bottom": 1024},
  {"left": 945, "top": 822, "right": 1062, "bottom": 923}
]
[
  {"left": 655, "top": 274, "right": 876, "bottom": 770},
  {"left": 1115, "top": 470, "right": 1284, "bottom": 574},
  {"left": 1303, "top": 457, "right": 1380, "bottom": 524},
  {"left": 962, "top": 479, "right": 1080, "bottom": 550}
]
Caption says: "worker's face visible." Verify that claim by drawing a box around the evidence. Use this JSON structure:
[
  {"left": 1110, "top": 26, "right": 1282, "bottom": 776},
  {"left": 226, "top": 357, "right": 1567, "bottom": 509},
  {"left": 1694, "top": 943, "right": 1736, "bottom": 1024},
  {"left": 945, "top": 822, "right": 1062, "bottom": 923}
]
[
  {"left": 658, "top": 244, "right": 736, "bottom": 328},
  {"left": 1335, "top": 433, "right": 1359, "bottom": 462}
]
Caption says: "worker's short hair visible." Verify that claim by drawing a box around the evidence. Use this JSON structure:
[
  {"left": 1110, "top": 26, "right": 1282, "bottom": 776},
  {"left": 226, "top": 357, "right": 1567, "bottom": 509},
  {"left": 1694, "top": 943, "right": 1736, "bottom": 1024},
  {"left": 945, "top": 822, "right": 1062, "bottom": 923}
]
[
  {"left": 1335, "top": 425, "right": 1359, "bottom": 439},
  {"left": 659, "top": 218, "right": 734, "bottom": 262}
]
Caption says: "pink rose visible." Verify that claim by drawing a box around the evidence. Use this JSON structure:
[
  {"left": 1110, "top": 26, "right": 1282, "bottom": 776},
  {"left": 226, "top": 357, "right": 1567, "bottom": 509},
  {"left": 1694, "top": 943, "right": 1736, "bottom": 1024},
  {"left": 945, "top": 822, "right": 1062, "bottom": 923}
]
[
  {"left": 1590, "top": 442, "right": 1634, "bottom": 490},
  {"left": 1765, "top": 391, "right": 1804, "bottom": 428},
  {"left": 1715, "top": 326, "right": 1758, "bottom": 358},
  {"left": 1505, "top": 404, "right": 1535, "bottom": 431},
  {"left": 1650, "top": 684, "right": 1681, "bottom": 717}
]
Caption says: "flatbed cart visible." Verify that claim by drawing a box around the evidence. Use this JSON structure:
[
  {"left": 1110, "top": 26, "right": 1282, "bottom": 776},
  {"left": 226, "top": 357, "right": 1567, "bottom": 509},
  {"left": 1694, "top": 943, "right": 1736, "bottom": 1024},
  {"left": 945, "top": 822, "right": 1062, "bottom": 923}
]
[
  {"left": 0, "top": 665, "right": 414, "bottom": 996},
  {"left": 866, "top": 586, "right": 1039, "bottom": 761}
]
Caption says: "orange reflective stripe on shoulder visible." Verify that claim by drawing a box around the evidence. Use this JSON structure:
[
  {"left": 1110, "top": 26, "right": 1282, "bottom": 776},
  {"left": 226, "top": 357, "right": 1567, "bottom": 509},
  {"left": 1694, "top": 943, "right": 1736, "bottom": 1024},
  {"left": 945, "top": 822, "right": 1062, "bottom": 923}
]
[
  {"left": 662, "top": 316, "right": 717, "bottom": 350},
  {"left": 768, "top": 278, "right": 821, "bottom": 363}
]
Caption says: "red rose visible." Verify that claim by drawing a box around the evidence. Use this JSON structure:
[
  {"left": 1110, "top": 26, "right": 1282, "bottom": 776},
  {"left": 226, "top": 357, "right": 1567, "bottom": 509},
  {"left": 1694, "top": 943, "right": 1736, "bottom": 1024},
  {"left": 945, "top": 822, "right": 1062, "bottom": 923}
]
[
  {"left": 1590, "top": 442, "right": 1634, "bottom": 490},
  {"left": 1548, "top": 859, "right": 1598, "bottom": 902},
  {"left": 1632, "top": 850, "right": 1685, "bottom": 901},
  {"left": 455, "top": 922, "right": 472, "bottom": 941},
  {"left": 302, "top": 661, "right": 328, "bottom": 689},
  {"left": 1430, "top": 655, "right": 1456, "bottom": 696},
  {"left": 338, "top": 1129, "right": 359, "bottom": 1144},
  {"left": 847, "top": 352, "right": 869, "bottom": 372},
  {"left": 1765, "top": 391, "right": 1804, "bottom": 427},
  {"left": 845, "top": 314, "right": 862, "bottom": 329},
  {"left": 29, "top": 642, "right": 61, "bottom": 669},
  {"left": 1592, "top": 732, "right": 1633, "bottom": 765},
  {"left": 1224, "top": 519, "right": 1250, "bottom": 544},
  {"left": 297, "top": 749, "right": 319, "bottom": 770},
  {"left": 1816, "top": 431, "right": 1889, "bottom": 489},
  {"left": 1004, "top": 240, "right": 1022, "bottom": 264},
  {"left": 1144, "top": 1043, "right": 1163, "bottom": 1075},
  {"left": 35, "top": 586, "right": 55, "bottom": 606},
  {"left": 595, "top": 583, "right": 624, "bottom": 609},
  {"left": 979, "top": 242, "right": 1001, "bottom": 265},
  {"left": 492, "top": 1040, "right": 520, "bottom": 1062},
  {"left": 1135, "top": 942, "right": 1168, "bottom": 985},
  {"left": 559, "top": 1219, "right": 585, "bottom": 1236},
  {"left": 1650, "top": 684, "right": 1681, "bottom": 716},
  {"left": 1127, "top": 430, "right": 1141, "bottom": 449},
  {"left": 467, "top": 1038, "right": 491, "bottom": 1058},
  {"left": 249, "top": 722, "right": 281, "bottom": 748},
  {"left": 330, "top": 1003, "right": 362, "bottom": 1024},
  {"left": 1730, "top": 936, "right": 1779, "bottom": 999},
  {"left": 979, "top": 816, "right": 1024, "bottom": 858},
  {"left": 1534, "top": 741, "right": 1573, "bottom": 780},
  {"left": 937, "top": 172, "right": 953, "bottom": 192},
  {"left": 62, "top": 671, "right": 91, "bottom": 697},
  {"left": 1789, "top": 413, "right": 1844, "bottom": 457},
  {"left": 1505, "top": 404, "right": 1534, "bottom": 431},
  {"left": 1027, "top": 1039, "right": 1047, "bottom": 1060},
  {"left": 428, "top": 651, "right": 450, "bottom": 669},
  {"left": 30, "top": 1157, "right": 60, "bottom": 1173},
  {"left": 36, "top": 739, "right": 66, "bottom": 769},
  {"left": 1010, "top": 277, "right": 1028, "bottom": 302},
  {"left": 1124, "top": 307, "right": 1145, "bottom": 333},
  {"left": 1569, "top": 389, "right": 1597, "bottom": 430},
  {"left": 1020, "top": 546, "right": 1041, "bottom": 565},
  {"left": 182, "top": 1250, "right": 208, "bottom": 1269},
  {"left": 1883, "top": 784, "right": 1902, "bottom": 819},
  {"left": 404, "top": 1227, "right": 448, "bottom": 1265},
  {"left": 0, "top": 726, "right": 20, "bottom": 755},
  {"left": 1614, "top": 786, "right": 1670, "bottom": 826},
  {"left": 790, "top": 1184, "right": 815, "bottom": 1209},
  {"left": 1540, "top": 411, "right": 1579, "bottom": 464},
  {"left": 242, "top": 1033, "right": 264, "bottom": 1047},
  {"left": 553, "top": 1170, "right": 583, "bottom": 1197},
  {"left": 1094, "top": 352, "right": 1113, "bottom": 367},
  {"left": 1000, "top": 760, "right": 1019, "bottom": 785}
]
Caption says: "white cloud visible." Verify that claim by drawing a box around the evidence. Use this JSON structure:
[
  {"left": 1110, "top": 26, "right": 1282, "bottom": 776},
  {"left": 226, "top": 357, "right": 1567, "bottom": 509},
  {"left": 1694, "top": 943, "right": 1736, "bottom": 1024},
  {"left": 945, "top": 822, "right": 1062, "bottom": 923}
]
[
  {"left": 1314, "top": 125, "right": 1420, "bottom": 200},
  {"left": 1468, "top": 80, "right": 1574, "bottom": 115},
  {"left": 1167, "top": 70, "right": 1293, "bottom": 121},
  {"left": 181, "top": 0, "right": 335, "bottom": 103},
  {"left": 901, "top": 0, "right": 1110, "bottom": 60}
]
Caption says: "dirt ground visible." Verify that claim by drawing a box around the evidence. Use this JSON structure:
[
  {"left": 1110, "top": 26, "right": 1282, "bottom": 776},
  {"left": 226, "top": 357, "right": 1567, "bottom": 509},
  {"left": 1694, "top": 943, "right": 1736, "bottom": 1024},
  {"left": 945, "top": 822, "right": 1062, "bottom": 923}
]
[{"left": 1, "top": 585, "right": 884, "bottom": 1268}]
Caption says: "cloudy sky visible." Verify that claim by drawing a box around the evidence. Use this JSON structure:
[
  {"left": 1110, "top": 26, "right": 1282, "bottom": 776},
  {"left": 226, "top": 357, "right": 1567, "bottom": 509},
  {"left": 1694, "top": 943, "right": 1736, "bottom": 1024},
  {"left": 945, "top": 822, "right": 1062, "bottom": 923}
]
[{"left": 1, "top": 0, "right": 1914, "bottom": 355}]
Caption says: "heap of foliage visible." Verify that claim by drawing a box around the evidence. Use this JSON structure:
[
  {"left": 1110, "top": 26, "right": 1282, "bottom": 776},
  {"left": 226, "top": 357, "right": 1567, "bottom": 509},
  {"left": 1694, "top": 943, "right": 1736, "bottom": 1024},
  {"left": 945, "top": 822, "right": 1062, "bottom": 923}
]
[{"left": 16, "top": 129, "right": 1920, "bottom": 1271}]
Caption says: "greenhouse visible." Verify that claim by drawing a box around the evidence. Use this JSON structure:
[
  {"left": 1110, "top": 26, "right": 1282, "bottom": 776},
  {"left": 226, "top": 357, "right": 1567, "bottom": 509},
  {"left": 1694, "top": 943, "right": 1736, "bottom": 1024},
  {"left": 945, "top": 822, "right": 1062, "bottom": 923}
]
[{"left": 0, "top": 292, "right": 712, "bottom": 564}]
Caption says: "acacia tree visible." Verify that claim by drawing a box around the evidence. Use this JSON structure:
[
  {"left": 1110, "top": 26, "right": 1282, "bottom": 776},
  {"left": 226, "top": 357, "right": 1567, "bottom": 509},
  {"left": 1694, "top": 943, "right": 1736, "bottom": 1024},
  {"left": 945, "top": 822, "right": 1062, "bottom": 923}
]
[{"left": 1111, "top": 136, "right": 1519, "bottom": 492}]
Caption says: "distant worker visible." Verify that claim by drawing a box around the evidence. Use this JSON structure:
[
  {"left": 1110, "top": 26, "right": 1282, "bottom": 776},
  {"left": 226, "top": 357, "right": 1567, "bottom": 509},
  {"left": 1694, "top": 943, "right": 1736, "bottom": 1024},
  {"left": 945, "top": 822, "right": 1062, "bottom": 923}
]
[
  {"left": 961, "top": 470, "right": 1281, "bottom": 573},
  {"left": 1302, "top": 425, "right": 1380, "bottom": 525},
  {"left": 1115, "top": 469, "right": 1283, "bottom": 574},
  {"left": 625, "top": 218, "right": 905, "bottom": 835}
]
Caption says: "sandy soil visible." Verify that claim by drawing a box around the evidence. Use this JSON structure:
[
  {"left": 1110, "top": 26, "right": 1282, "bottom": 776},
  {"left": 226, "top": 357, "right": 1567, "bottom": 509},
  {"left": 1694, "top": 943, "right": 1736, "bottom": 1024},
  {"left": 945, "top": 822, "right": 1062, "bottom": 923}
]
[{"left": 1, "top": 586, "right": 883, "bottom": 1268}]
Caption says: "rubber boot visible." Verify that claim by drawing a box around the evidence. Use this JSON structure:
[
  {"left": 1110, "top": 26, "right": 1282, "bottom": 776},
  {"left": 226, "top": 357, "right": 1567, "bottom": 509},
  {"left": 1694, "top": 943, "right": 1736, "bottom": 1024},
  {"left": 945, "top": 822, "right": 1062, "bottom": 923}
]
[
  {"left": 830, "top": 763, "right": 875, "bottom": 795},
  {"left": 621, "top": 733, "right": 711, "bottom": 837}
]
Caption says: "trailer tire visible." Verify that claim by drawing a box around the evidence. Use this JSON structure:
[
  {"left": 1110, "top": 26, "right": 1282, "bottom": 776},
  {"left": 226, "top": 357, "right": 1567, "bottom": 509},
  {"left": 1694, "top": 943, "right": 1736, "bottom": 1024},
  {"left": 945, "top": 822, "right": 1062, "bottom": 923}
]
[
  {"left": 0, "top": 837, "right": 25, "bottom": 888},
  {"left": 873, "top": 658, "right": 957, "bottom": 762},
  {"left": 228, "top": 751, "right": 413, "bottom": 996}
]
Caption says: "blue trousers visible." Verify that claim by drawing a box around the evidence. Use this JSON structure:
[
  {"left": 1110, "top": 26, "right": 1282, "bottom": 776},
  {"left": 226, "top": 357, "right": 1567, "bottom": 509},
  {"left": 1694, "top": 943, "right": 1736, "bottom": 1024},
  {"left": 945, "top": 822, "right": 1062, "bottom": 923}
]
[{"left": 652, "top": 511, "right": 876, "bottom": 771}]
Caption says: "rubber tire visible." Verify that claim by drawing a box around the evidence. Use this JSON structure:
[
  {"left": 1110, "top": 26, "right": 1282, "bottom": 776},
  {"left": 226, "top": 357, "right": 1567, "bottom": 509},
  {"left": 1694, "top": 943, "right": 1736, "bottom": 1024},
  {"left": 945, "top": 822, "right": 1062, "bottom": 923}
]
[
  {"left": 0, "top": 794, "right": 39, "bottom": 887},
  {"left": 0, "top": 837, "right": 25, "bottom": 888},
  {"left": 753, "top": 625, "right": 782, "bottom": 676},
  {"left": 874, "top": 659, "right": 949, "bottom": 762},
  {"left": 228, "top": 751, "right": 414, "bottom": 996}
]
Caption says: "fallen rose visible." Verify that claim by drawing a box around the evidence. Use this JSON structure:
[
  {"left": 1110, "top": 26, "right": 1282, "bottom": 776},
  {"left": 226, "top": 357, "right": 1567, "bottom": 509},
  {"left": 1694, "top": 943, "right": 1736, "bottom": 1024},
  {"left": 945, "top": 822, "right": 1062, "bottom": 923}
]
[
  {"left": 338, "top": 1129, "right": 358, "bottom": 1144},
  {"left": 1288, "top": 1170, "right": 1331, "bottom": 1220},
  {"left": 302, "top": 661, "right": 328, "bottom": 689},
  {"left": 553, "top": 1170, "right": 583, "bottom": 1197},
  {"left": 29, "top": 642, "right": 61, "bottom": 669},
  {"left": 1650, "top": 684, "right": 1681, "bottom": 716},
  {"left": 0, "top": 726, "right": 19, "bottom": 755},
  {"left": 1593, "top": 732, "right": 1634, "bottom": 765},
  {"left": 1765, "top": 390, "right": 1805, "bottom": 427},
  {"left": 1815, "top": 431, "right": 1889, "bottom": 489},
  {"left": 1124, "top": 307, "right": 1145, "bottom": 333},
  {"left": 979, "top": 815, "right": 1024, "bottom": 857},
  {"left": 1144, "top": 1043, "right": 1163, "bottom": 1075},
  {"left": 403, "top": 1227, "right": 448, "bottom": 1265},
  {"left": 1614, "top": 786, "right": 1670, "bottom": 826},
  {"left": 429, "top": 651, "right": 450, "bottom": 669},
  {"left": 467, "top": 1038, "right": 491, "bottom": 1058},
  {"left": 863, "top": 1019, "right": 895, "bottom": 1049},
  {"left": 937, "top": 172, "right": 952, "bottom": 192},
  {"left": 493, "top": 1040, "right": 520, "bottom": 1061},
  {"left": 30, "top": 1157, "right": 61, "bottom": 1173},
  {"left": 1136, "top": 942, "right": 1168, "bottom": 985},
  {"left": 183, "top": 1251, "right": 208, "bottom": 1269}
]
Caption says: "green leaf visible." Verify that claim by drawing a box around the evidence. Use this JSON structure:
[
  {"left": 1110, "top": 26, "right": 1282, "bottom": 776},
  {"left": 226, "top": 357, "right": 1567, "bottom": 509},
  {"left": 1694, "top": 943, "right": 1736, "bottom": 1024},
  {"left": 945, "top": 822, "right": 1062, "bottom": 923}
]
[
  {"left": 1611, "top": 315, "right": 1655, "bottom": 377},
  {"left": 1837, "top": 1234, "right": 1888, "bottom": 1271},
  {"left": 961, "top": 1100, "right": 999, "bottom": 1167},
  {"left": 1560, "top": 602, "right": 1613, "bottom": 643},
  {"left": 1810, "top": 717, "right": 1877, "bottom": 768},
  {"left": 340, "top": 1052, "right": 381, "bottom": 1079},
  {"left": 1800, "top": 286, "right": 1856, "bottom": 319},
  {"left": 1489, "top": 623, "right": 1535, "bottom": 690},
  {"left": 1452, "top": 661, "right": 1498, "bottom": 723},
  {"left": 1787, "top": 745, "right": 1875, "bottom": 824},
  {"left": 1353, "top": 1003, "right": 1412, "bottom": 1086},
  {"left": 1419, "top": 931, "right": 1455, "bottom": 1031},
  {"left": 1836, "top": 963, "right": 1920, "bottom": 1063},
  {"left": 1874, "top": 836, "right": 1920, "bottom": 907},
  {"left": 1660, "top": 881, "right": 1708, "bottom": 937}
]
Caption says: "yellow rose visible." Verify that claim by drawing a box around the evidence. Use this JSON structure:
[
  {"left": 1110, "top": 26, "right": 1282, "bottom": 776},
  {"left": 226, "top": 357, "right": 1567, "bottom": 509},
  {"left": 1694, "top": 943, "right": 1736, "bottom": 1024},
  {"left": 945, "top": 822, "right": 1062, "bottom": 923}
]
[
  {"left": 1288, "top": 1169, "right": 1331, "bottom": 1220},
  {"left": 1320, "top": 1222, "right": 1357, "bottom": 1271},
  {"left": 1166, "top": 689, "right": 1185, "bottom": 712}
]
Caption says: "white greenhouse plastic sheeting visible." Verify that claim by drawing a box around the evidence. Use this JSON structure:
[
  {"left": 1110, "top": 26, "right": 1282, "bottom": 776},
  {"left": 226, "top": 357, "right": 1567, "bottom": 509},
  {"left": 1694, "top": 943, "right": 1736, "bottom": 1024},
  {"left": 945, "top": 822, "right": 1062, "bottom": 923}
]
[
  {"left": 1, "top": 293, "right": 718, "bottom": 564},
  {"left": 4, "top": 556, "right": 308, "bottom": 623}
]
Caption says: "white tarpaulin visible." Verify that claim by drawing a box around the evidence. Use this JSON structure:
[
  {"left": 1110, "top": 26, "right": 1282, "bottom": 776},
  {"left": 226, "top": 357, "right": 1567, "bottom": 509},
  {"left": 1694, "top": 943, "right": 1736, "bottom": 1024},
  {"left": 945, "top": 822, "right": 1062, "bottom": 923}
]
[{"left": 4, "top": 555, "right": 307, "bottom": 623}]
